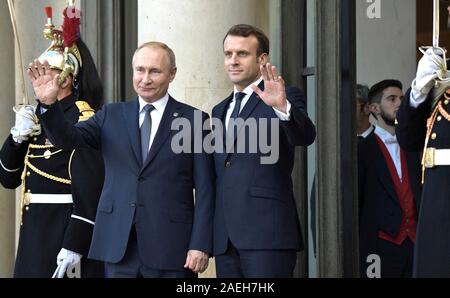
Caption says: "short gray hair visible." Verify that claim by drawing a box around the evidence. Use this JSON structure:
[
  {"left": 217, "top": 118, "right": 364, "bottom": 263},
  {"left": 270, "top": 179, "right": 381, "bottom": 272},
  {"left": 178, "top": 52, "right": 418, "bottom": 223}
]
[{"left": 132, "top": 41, "right": 177, "bottom": 69}]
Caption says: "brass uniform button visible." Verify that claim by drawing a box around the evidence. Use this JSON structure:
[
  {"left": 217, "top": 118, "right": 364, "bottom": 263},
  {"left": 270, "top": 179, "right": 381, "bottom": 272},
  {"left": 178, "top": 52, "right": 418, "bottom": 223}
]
[
  {"left": 26, "top": 172, "right": 30, "bottom": 177},
  {"left": 44, "top": 150, "right": 52, "bottom": 160},
  {"left": 25, "top": 207, "right": 29, "bottom": 211},
  {"left": 33, "top": 137, "right": 37, "bottom": 142},
  {"left": 445, "top": 100, "right": 449, "bottom": 105},
  {"left": 431, "top": 133, "right": 437, "bottom": 140},
  {"left": 437, "top": 116, "right": 442, "bottom": 122}
]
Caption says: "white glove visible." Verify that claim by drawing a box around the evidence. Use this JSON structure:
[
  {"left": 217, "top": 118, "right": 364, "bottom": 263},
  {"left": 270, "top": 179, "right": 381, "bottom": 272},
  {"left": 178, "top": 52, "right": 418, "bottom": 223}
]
[
  {"left": 411, "top": 48, "right": 445, "bottom": 107},
  {"left": 53, "top": 248, "right": 82, "bottom": 278},
  {"left": 10, "top": 105, "right": 41, "bottom": 143}
]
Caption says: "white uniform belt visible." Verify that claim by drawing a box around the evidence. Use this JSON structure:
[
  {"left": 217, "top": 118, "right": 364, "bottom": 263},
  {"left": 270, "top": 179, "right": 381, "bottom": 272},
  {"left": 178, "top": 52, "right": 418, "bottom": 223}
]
[
  {"left": 424, "top": 148, "right": 450, "bottom": 168},
  {"left": 26, "top": 194, "right": 73, "bottom": 204}
]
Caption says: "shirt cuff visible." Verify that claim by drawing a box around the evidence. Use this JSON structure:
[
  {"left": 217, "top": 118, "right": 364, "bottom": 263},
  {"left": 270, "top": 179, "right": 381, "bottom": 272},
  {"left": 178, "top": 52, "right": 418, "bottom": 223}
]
[{"left": 273, "top": 100, "right": 291, "bottom": 121}]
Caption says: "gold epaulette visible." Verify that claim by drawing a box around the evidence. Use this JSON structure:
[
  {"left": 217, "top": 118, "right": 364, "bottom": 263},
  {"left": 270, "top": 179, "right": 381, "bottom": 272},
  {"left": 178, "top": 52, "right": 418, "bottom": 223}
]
[{"left": 76, "top": 100, "right": 95, "bottom": 122}]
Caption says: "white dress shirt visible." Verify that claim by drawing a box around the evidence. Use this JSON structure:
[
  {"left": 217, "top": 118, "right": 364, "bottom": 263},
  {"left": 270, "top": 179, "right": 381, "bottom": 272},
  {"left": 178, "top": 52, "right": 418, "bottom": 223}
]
[
  {"left": 139, "top": 94, "right": 169, "bottom": 154},
  {"left": 225, "top": 77, "right": 292, "bottom": 130},
  {"left": 374, "top": 126, "right": 402, "bottom": 181}
]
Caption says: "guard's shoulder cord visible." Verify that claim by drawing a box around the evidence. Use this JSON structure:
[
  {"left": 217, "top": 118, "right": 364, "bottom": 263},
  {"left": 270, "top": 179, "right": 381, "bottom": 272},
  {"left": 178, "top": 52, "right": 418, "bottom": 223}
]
[{"left": 76, "top": 100, "right": 95, "bottom": 122}]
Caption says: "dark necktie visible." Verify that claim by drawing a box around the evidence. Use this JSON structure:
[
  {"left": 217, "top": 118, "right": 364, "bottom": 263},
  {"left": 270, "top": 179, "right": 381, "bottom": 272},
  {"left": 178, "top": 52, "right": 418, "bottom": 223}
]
[
  {"left": 230, "top": 92, "right": 246, "bottom": 122},
  {"left": 140, "top": 104, "right": 155, "bottom": 163}
]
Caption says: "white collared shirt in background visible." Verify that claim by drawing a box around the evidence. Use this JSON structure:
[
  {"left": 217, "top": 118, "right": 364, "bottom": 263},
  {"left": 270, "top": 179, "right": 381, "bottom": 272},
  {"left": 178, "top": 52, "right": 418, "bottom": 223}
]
[{"left": 374, "top": 125, "right": 402, "bottom": 181}]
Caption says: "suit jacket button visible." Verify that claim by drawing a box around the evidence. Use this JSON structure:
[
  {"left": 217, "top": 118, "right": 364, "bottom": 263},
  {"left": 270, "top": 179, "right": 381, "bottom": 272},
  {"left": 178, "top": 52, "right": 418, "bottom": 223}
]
[
  {"left": 130, "top": 203, "right": 136, "bottom": 207},
  {"left": 225, "top": 161, "right": 231, "bottom": 168},
  {"left": 138, "top": 177, "right": 144, "bottom": 182}
]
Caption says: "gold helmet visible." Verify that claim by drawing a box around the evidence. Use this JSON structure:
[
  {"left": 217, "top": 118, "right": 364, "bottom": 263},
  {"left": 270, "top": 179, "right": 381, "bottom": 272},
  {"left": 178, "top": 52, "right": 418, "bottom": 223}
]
[{"left": 38, "top": 1, "right": 82, "bottom": 85}]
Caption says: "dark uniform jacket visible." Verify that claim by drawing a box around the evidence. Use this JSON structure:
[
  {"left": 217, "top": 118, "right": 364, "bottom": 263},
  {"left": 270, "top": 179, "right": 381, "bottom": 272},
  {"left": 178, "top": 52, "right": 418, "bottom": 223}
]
[
  {"left": 396, "top": 88, "right": 450, "bottom": 277},
  {"left": 0, "top": 95, "right": 104, "bottom": 278}
]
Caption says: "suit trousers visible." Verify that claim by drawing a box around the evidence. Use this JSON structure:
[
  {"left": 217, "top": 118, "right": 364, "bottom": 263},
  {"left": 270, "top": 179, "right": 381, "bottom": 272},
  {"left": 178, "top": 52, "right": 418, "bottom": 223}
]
[
  {"left": 215, "top": 240, "right": 297, "bottom": 278},
  {"left": 377, "top": 237, "right": 414, "bottom": 278},
  {"left": 105, "top": 226, "right": 197, "bottom": 278},
  {"left": 362, "top": 237, "right": 414, "bottom": 278}
]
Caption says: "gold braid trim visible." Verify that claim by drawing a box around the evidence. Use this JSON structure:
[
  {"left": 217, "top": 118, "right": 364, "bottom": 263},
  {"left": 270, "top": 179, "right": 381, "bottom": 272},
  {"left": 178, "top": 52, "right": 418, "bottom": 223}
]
[
  {"left": 28, "top": 150, "right": 63, "bottom": 159},
  {"left": 25, "top": 159, "right": 72, "bottom": 185},
  {"left": 437, "top": 102, "right": 450, "bottom": 122},
  {"left": 19, "top": 146, "right": 31, "bottom": 225},
  {"left": 76, "top": 101, "right": 95, "bottom": 122},
  {"left": 28, "top": 144, "right": 54, "bottom": 150},
  {"left": 421, "top": 102, "right": 441, "bottom": 184}
]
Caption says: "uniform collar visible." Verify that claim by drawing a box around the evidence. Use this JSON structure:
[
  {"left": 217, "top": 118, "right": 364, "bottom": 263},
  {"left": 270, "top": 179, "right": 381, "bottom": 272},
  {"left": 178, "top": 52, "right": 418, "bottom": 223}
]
[{"left": 58, "top": 94, "right": 77, "bottom": 112}]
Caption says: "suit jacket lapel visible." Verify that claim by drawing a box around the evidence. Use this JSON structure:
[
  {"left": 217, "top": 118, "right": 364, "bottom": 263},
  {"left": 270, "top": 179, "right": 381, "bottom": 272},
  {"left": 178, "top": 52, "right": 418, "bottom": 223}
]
[
  {"left": 122, "top": 98, "right": 142, "bottom": 168},
  {"left": 370, "top": 135, "right": 399, "bottom": 205},
  {"left": 140, "top": 97, "right": 182, "bottom": 173},
  {"left": 211, "top": 94, "right": 232, "bottom": 165},
  {"left": 225, "top": 82, "right": 263, "bottom": 159},
  {"left": 237, "top": 81, "right": 264, "bottom": 122}
]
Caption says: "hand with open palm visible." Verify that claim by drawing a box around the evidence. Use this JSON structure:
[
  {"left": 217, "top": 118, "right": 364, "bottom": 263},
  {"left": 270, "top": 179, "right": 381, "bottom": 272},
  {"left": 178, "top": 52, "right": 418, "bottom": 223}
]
[
  {"left": 251, "top": 63, "right": 288, "bottom": 113},
  {"left": 27, "top": 59, "right": 60, "bottom": 106}
]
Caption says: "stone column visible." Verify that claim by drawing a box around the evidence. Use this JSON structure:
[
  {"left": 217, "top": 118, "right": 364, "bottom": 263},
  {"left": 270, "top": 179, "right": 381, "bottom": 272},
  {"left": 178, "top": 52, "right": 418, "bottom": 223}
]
[
  {"left": 138, "top": 0, "right": 279, "bottom": 277},
  {"left": 0, "top": 0, "right": 16, "bottom": 277},
  {"left": 138, "top": 0, "right": 278, "bottom": 113},
  {"left": 316, "top": 0, "right": 358, "bottom": 277}
]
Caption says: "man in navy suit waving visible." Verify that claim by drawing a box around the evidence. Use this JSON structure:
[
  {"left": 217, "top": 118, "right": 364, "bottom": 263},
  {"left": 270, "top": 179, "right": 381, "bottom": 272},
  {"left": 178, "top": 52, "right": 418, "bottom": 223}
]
[
  {"left": 30, "top": 42, "right": 215, "bottom": 278},
  {"left": 212, "top": 24, "right": 316, "bottom": 278}
]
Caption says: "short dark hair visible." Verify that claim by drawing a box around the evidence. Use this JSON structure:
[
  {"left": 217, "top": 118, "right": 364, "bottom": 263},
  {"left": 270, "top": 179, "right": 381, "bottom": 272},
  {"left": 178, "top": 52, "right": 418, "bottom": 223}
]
[
  {"left": 368, "top": 79, "right": 403, "bottom": 104},
  {"left": 356, "top": 84, "right": 370, "bottom": 104},
  {"left": 223, "top": 24, "right": 270, "bottom": 57}
]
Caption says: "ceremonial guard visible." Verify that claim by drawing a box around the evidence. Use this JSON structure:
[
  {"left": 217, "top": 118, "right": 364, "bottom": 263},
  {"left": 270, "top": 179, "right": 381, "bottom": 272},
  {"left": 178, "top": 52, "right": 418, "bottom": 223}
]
[
  {"left": 0, "top": 2, "right": 104, "bottom": 278},
  {"left": 396, "top": 0, "right": 450, "bottom": 277}
]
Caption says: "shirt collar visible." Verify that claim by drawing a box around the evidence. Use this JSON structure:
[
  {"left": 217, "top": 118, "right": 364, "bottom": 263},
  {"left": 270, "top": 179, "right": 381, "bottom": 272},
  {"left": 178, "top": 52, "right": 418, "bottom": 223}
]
[
  {"left": 358, "top": 125, "right": 374, "bottom": 139},
  {"left": 139, "top": 94, "right": 169, "bottom": 114},
  {"left": 374, "top": 125, "right": 397, "bottom": 144},
  {"left": 233, "top": 76, "right": 263, "bottom": 100}
]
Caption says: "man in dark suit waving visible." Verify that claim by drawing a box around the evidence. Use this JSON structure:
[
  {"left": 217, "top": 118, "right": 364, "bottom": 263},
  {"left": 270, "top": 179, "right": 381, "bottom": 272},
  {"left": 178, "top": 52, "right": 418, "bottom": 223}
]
[
  {"left": 30, "top": 42, "right": 214, "bottom": 278},
  {"left": 212, "top": 24, "right": 316, "bottom": 278}
]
